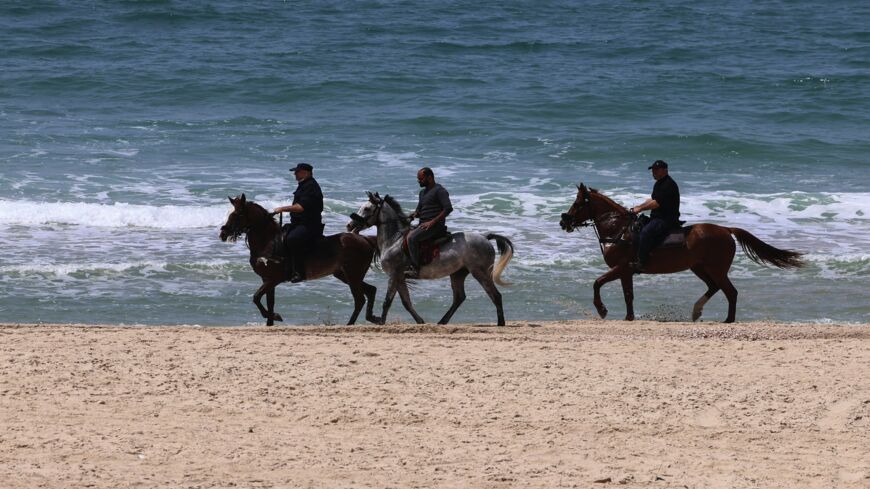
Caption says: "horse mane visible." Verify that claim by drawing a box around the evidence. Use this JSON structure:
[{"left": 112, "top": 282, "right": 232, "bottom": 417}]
[
  {"left": 243, "top": 200, "right": 278, "bottom": 224},
  {"left": 383, "top": 195, "right": 411, "bottom": 223},
  {"left": 589, "top": 188, "right": 629, "bottom": 213}
]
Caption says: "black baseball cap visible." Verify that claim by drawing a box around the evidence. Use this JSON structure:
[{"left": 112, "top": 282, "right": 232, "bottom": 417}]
[
  {"left": 290, "top": 163, "right": 313, "bottom": 173},
  {"left": 648, "top": 160, "right": 668, "bottom": 170}
]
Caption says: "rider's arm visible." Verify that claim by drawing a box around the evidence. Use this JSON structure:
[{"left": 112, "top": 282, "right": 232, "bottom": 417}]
[
  {"left": 273, "top": 203, "right": 304, "bottom": 214},
  {"left": 421, "top": 189, "right": 453, "bottom": 228},
  {"left": 630, "top": 198, "right": 659, "bottom": 214}
]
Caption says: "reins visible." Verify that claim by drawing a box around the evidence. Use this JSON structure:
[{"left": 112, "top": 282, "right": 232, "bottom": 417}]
[{"left": 573, "top": 189, "right": 634, "bottom": 257}]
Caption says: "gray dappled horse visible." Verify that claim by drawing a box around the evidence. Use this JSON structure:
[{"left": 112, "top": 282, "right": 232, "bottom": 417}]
[{"left": 347, "top": 192, "right": 514, "bottom": 326}]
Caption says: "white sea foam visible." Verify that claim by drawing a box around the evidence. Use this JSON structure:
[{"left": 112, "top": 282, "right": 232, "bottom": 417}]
[
  {"left": 1, "top": 191, "right": 867, "bottom": 253},
  {"left": 0, "top": 199, "right": 229, "bottom": 229},
  {"left": 0, "top": 259, "right": 237, "bottom": 278}
]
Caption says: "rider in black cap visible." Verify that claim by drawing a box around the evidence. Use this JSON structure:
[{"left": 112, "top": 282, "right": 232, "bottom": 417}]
[
  {"left": 629, "top": 160, "right": 681, "bottom": 272},
  {"left": 273, "top": 163, "right": 323, "bottom": 282}
]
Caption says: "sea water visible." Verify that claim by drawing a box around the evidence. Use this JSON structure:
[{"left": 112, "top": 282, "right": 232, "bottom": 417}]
[{"left": 1, "top": 1, "right": 868, "bottom": 325}]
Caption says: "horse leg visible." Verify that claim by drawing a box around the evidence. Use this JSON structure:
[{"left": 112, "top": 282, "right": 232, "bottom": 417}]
[
  {"left": 438, "top": 268, "right": 469, "bottom": 325},
  {"left": 471, "top": 269, "right": 505, "bottom": 326},
  {"left": 333, "top": 271, "right": 366, "bottom": 325},
  {"left": 378, "top": 279, "right": 398, "bottom": 325},
  {"left": 690, "top": 265, "right": 720, "bottom": 322},
  {"left": 253, "top": 281, "right": 280, "bottom": 326},
  {"left": 362, "top": 281, "right": 379, "bottom": 324},
  {"left": 396, "top": 279, "right": 426, "bottom": 324},
  {"left": 619, "top": 271, "right": 635, "bottom": 321},
  {"left": 717, "top": 274, "right": 738, "bottom": 323},
  {"left": 266, "top": 286, "right": 283, "bottom": 324},
  {"left": 592, "top": 267, "right": 622, "bottom": 319}
]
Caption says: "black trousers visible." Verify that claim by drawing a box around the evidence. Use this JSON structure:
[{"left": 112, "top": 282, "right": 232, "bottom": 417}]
[
  {"left": 284, "top": 224, "right": 321, "bottom": 270},
  {"left": 637, "top": 218, "right": 673, "bottom": 265},
  {"left": 407, "top": 224, "right": 446, "bottom": 268}
]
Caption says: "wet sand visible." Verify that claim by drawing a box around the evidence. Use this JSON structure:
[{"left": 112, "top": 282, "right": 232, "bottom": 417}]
[{"left": 1, "top": 321, "right": 868, "bottom": 488}]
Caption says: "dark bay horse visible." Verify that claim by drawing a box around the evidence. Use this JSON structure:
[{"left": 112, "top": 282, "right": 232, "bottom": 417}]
[
  {"left": 559, "top": 184, "right": 804, "bottom": 322},
  {"left": 219, "top": 194, "right": 379, "bottom": 326}
]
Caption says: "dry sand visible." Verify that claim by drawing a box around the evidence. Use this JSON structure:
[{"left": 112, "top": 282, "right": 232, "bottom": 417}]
[{"left": 1, "top": 320, "right": 868, "bottom": 488}]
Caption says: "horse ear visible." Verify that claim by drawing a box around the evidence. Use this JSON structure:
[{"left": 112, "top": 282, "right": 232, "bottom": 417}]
[
  {"left": 240, "top": 193, "right": 246, "bottom": 204},
  {"left": 366, "top": 191, "right": 375, "bottom": 202},
  {"left": 228, "top": 196, "right": 234, "bottom": 204},
  {"left": 374, "top": 191, "right": 380, "bottom": 200}
]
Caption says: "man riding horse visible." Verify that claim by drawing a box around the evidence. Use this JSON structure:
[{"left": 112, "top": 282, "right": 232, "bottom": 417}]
[
  {"left": 405, "top": 166, "right": 453, "bottom": 278},
  {"left": 629, "top": 159, "right": 681, "bottom": 272},
  {"left": 273, "top": 163, "right": 323, "bottom": 283}
]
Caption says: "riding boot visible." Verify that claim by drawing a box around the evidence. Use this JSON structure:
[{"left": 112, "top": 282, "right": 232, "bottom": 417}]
[
  {"left": 289, "top": 253, "right": 305, "bottom": 283},
  {"left": 404, "top": 256, "right": 420, "bottom": 279}
]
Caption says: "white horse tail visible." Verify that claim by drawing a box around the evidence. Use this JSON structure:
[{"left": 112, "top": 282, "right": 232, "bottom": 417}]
[{"left": 485, "top": 233, "right": 514, "bottom": 286}]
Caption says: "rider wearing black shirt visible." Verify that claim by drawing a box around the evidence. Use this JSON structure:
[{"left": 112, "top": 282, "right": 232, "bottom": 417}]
[
  {"left": 273, "top": 163, "right": 324, "bottom": 282},
  {"left": 629, "top": 160, "right": 681, "bottom": 272}
]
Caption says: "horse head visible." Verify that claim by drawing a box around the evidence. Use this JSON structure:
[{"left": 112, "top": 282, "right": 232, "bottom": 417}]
[
  {"left": 347, "top": 191, "right": 383, "bottom": 233},
  {"left": 220, "top": 193, "right": 275, "bottom": 242},
  {"left": 560, "top": 183, "right": 596, "bottom": 232}
]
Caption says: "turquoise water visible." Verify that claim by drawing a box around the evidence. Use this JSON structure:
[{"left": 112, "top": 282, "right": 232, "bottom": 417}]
[{"left": 1, "top": 1, "right": 868, "bottom": 325}]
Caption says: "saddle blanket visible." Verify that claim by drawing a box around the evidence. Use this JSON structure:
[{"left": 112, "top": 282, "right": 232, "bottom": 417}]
[{"left": 402, "top": 233, "right": 452, "bottom": 266}]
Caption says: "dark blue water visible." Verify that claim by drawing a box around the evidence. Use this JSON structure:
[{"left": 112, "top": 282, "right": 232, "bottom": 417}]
[{"left": 1, "top": 1, "right": 868, "bottom": 324}]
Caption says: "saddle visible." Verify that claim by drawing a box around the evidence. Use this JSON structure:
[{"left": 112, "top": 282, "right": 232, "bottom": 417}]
[
  {"left": 630, "top": 215, "right": 690, "bottom": 249},
  {"left": 658, "top": 226, "right": 691, "bottom": 248},
  {"left": 271, "top": 223, "right": 326, "bottom": 262},
  {"left": 402, "top": 230, "right": 452, "bottom": 266}
]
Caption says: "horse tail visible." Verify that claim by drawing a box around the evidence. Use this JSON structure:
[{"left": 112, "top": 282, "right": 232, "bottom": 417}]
[
  {"left": 485, "top": 233, "right": 515, "bottom": 286},
  {"left": 729, "top": 228, "right": 805, "bottom": 269}
]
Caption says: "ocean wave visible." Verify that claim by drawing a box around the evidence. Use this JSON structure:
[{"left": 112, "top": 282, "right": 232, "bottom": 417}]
[
  {"left": 0, "top": 259, "right": 239, "bottom": 278},
  {"left": 0, "top": 199, "right": 229, "bottom": 229},
  {"left": 0, "top": 191, "right": 866, "bottom": 245}
]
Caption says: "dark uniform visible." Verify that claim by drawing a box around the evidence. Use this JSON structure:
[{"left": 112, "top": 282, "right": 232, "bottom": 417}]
[
  {"left": 284, "top": 176, "right": 324, "bottom": 279},
  {"left": 408, "top": 183, "right": 452, "bottom": 269},
  {"left": 637, "top": 173, "right": 680, "bottom": 267}
]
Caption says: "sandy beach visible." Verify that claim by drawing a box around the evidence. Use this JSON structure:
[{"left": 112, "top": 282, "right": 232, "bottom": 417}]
[{"left": 1, "top": 321, "right": 868, "bottom": 488}]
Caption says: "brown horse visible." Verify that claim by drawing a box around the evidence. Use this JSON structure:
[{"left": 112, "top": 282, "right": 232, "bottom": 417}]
[
  {"left": 219, "top": 194, "right": 380, "bottom": 326},
  {"left": 559, "top": 184, "right": 804, "bottom": 323}
]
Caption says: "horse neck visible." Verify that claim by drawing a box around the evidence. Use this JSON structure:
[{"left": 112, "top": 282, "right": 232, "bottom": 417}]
[
  {"left": 246, "top": 211, "right": 279, "bottom": 256},
  {"left": 376, "top": 205, "right": 409, "bottom": 250},
  {"left": 591, "top": 197, "right": 630, "bottom": 238}
]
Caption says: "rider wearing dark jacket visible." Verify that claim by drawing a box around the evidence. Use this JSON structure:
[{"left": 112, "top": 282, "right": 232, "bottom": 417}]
[
  {"left": 406, "top": 166, "right": 452, "bottom": 278},
  {"left": 273, "top": 163, "right": 323, "bottom": 282},
  {"left": 629, "top": 160, "right": 681, "bottom": 272}
]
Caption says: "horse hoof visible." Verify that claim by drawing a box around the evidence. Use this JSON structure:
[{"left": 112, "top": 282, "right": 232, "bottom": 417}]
[
  {"left": 597, "top": 307, "right": 608, "bottom": 319},
  {"left": 692, "top": 310, "right": 702, "bottom": 322},
  {"left": 266, "top": 320, "right": 274, "bottom": 327},
  {"left": 273, "top": 313, "right": 283, "bottom": 322},
  {"left": 625, "top": 315, "right": 634, "bottom": 321}
]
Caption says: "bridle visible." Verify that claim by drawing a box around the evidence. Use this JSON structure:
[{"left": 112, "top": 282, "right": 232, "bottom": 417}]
[
  {"left": 562, "top": 186, "right": 596, "bottom": 232},
  {"left": 349, "top": 192, "right": 384, "bottom": 232},
  {"left": 563, "top": 187, "right": 635, "bottom": 256},
  {"left": 222, "top": 207, "right": 250, "bottom": 242}
]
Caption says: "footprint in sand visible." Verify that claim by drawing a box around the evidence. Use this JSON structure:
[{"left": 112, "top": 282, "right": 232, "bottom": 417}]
[
  {"left": 818, "top": 398, "right": 859, "bottom": 431},
  {"left": 690, "top": 405, "right": 725, "bottom": 428}
]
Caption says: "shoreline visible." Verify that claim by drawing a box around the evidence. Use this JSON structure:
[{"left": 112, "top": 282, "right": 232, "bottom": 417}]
[{"left": 2, "top": 320, "right": 868, "bottom": 488}]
